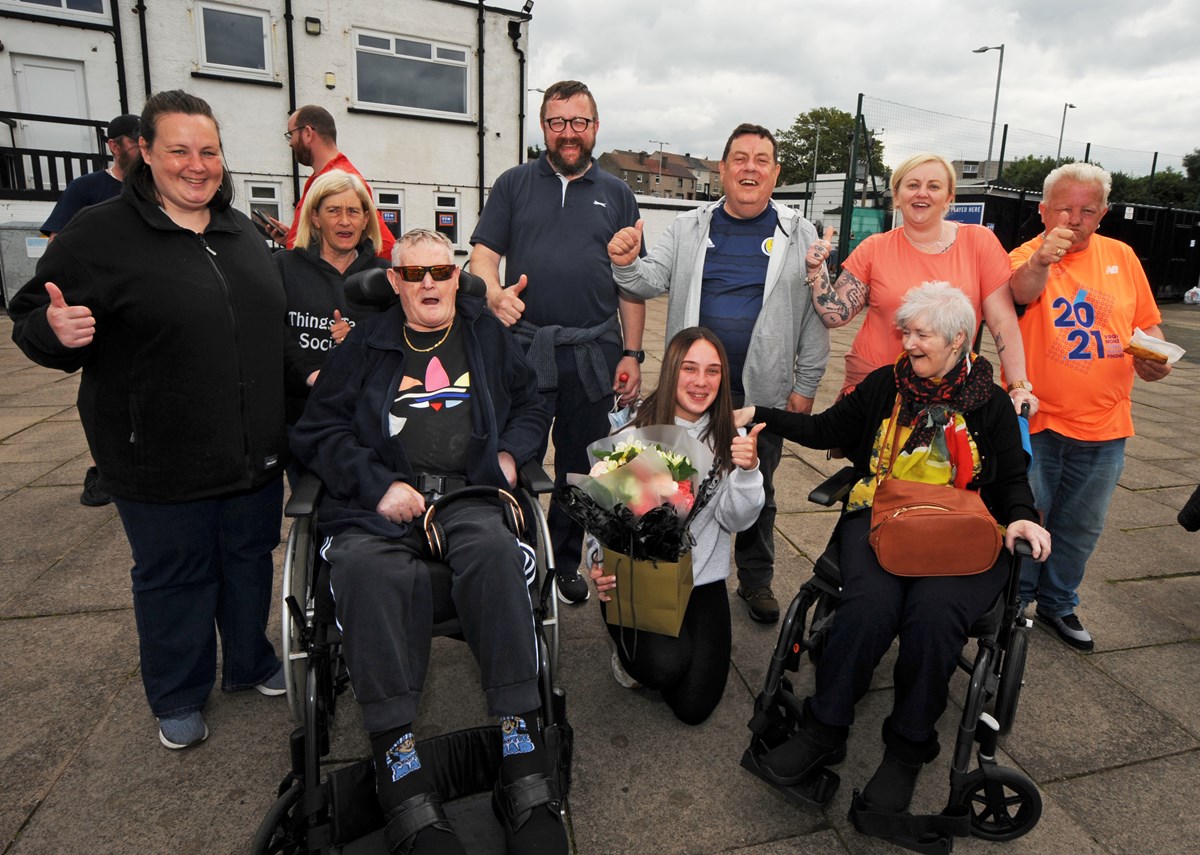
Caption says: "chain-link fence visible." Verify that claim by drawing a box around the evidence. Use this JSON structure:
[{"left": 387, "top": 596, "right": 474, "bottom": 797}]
[{"left": 860, "top": 95, "right": 1185, "bottom": 180}]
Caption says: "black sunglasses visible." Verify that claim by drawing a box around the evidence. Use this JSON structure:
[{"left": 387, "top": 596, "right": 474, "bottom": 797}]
[{"left": 392, "top": 264, "right": 456, "bottom": 282}]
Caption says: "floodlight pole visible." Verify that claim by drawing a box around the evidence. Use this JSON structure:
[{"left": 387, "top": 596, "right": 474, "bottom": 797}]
[
  {"left": 1056, "top": 103, "right": 1076, "bottom": 164},
  {"left": 973, "top": 44, "right": 1004, "bottom": 176}
]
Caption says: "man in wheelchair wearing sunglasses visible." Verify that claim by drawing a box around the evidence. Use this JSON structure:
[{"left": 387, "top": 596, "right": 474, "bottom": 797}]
[{"left": 291, "top": 228, "right": 564, "bottom": 855}]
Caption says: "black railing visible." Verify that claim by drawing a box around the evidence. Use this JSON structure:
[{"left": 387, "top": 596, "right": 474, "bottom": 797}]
[{"left": 0, "top": 111, "right": 110, "bottom": 201}]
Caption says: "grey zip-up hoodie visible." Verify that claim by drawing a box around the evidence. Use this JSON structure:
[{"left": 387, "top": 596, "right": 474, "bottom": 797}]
[{"left": 612, "top": 199, "right": 830, "bottom": 406}]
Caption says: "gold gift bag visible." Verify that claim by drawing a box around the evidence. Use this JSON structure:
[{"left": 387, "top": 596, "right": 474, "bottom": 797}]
[{"left": 602, "top": 547, "right": 694, "bottom": 637}]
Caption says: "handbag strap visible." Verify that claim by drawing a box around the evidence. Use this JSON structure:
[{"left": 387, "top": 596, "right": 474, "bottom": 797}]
[{"left": 875, "top": 396, "right": 905, "bottom": 488}]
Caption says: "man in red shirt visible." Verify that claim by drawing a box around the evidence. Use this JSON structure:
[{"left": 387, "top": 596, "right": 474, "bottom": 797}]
[{"left": 264, "top": 105, "right": 395, "bottom": 260}]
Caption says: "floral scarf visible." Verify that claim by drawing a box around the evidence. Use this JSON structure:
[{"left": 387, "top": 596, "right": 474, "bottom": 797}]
[{"left": 894, "top": 351, "right": 993, "bottom": 454}]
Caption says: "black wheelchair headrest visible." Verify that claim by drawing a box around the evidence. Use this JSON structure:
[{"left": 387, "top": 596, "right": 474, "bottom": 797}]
[{"left": 344, "top": 267, "right": 488, "bottom": 309}]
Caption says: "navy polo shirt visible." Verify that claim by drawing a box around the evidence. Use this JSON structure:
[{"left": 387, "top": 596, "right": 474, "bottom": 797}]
[
  {"left": 471, "top": 154, "right": 641, "bottom": 329},
  {"left": 41, "top": 170, "right": 122, "bottom": 236}
]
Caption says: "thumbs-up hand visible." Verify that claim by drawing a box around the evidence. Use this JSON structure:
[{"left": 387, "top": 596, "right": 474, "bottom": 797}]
[
  {"left": 489, "top": 273, "right": 527, "bottom": 327},
  {"left": 331, "top": 309, "right": 352, "bottom": 345},
  {"left": 607, "top": 219, "right": 644, "bottom": 267},
  {"left": 1036, "top": 210, "right": 1074, "bottom": 268},
  {"left": 806, "top": 226, "right": 835, "bottom": 271},
  {"left": 731, "top": 422, "right": 766, "bottom": 470},
  {"left": 44, "top": 282, "right": 95, "bottom": 348}
]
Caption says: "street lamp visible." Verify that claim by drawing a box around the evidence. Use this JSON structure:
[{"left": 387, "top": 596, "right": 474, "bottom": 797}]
[
  {"left": 972, "top": 44, "right": 1004, "bottom": 176},
  {"left": 1056, "top": 103, "right": 1076, "bottom": 164}
]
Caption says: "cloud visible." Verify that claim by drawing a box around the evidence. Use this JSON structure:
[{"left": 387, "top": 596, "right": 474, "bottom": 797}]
[{"left": 505, "top": 0, "right": 1199, "bottom": 171}]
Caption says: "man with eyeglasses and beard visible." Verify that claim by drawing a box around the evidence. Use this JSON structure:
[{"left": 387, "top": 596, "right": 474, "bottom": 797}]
[{"left": 470, "top": 80, "right": 646, "bottom": 606}]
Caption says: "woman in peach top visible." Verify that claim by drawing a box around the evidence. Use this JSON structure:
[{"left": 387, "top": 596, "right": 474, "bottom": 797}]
[{"left": 805, "top": 153, "right": 1036, "bottom": 414}]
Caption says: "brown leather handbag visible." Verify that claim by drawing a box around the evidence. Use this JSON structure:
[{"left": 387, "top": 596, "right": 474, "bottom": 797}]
[{"left": 867, "top": 399, "right": 1003, "bottom": 577}]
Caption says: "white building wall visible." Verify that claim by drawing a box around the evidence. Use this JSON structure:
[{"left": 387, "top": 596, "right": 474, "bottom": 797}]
[{"left": 1, "top": 0, "right": 530, "bottom": 256}]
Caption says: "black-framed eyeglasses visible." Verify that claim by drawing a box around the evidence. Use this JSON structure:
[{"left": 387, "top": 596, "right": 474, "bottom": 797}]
[
  {"left": 392, "top": 264, "right": 457, "bottom": 282},
  {"left": 283, "top": 125, "right": 310, "bottom": 142},
  {"left": 544, "top": 116, "right": 595, "bottom": 133}
]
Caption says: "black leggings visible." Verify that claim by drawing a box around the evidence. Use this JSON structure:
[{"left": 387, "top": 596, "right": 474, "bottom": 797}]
[{"left": 604, "top": 580, "right": 731, "bottom": 725}]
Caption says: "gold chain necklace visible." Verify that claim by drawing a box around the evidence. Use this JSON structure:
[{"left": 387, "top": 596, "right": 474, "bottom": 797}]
[{"left": 403, "top": 316, "right": 454, "bottom": 352}]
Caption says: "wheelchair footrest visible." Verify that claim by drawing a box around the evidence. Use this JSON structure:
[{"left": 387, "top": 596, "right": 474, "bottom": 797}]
[
  {"left": 740, "top": 746, "right": 840, "bottom": 808},
  {"left": 847, "top": 790, "right": 971, "bottom": 854}
]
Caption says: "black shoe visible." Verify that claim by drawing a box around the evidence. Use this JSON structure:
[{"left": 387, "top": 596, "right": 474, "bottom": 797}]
[
  {"left": 80, "top": 466, "right": 111, "bottom": 507},
  {"left": 861, "top": 728, "right": 939, "bottom": 813},
  {"left": 382, "top": 791, "right": 463, "bottom": 855},
  {"left": 861, "top": 751, "right": 924, "bottom": 814},
  {"left": 1036, "top": 610, "right": 1094, "bottom": 651},
  {"left": 737, "top": 585, "right": 779, "bottom": 623},
  {"left": 492, "top": 772, "right": 567, "bottom": 855},
  {"left": 759, "top": 701, "right": 848, "bottom": 786},
  {"left": 555, "top": 569, "right": 590, "bottom": 605}
]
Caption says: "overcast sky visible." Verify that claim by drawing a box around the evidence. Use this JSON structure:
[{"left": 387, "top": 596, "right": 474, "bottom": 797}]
[{"left": 496, "top": 0, "right": 1198, "bottom": 176}]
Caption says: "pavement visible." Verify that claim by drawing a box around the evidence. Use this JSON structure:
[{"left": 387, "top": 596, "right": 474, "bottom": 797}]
[{"left": 1, "top": 295, "right": 1199, "bottom": 855}]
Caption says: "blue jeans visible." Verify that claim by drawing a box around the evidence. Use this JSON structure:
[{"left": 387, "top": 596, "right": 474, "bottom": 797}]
[
  {"left": 1021, "top": 431, "right": 1125, "bottom": 618},
  {"left": 114, "top": 477, "right": 283, "bottom": 717}
]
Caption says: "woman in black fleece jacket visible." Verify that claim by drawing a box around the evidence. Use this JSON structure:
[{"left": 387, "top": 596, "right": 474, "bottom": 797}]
[
  {"left": 9, "top": 91, "right": 287, "bottom": 751},
  {"left": 737, "top": 282, "right": 1050, "bottom": 818}
]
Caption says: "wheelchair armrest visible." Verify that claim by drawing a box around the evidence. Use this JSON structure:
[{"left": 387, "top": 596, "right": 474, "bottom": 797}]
[
  {"left": 1012, "top": 538, "right": 1033, "bottom": 559},
  {"left": 807, "top": 466, "right": 861, "bottom": 507},
  {"left": 285, "top": 470, "right": 324, "bottom": 518},
  {"left": 519, "top": 460, "right": 555, "bottom": 495}
]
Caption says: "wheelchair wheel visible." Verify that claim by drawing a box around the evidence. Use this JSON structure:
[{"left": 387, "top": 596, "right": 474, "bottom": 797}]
[
  {"left": 250, "top": 778, "right": 303, "bottom": 855},
  {"left": 962, "top": 766, "right": 1042, "bottom": 841},
  {"left": 282, "top": 514, "right": 316, "bottom": 724},
  {"left": 993, "top": 624, "right": 1029, "bottom": 734}
]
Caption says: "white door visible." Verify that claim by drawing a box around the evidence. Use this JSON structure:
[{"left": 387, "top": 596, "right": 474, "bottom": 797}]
[{"left": 12, "top": 54, "right": 93, "bottom": 186}]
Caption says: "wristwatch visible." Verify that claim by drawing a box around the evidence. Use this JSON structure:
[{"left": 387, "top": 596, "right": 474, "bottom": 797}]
[
  {"left": 622, "top": 349, "right": 645, "bottom": 364},
  {"left": 1006, "top": 380, "right": 1033, "bottom": 394}
]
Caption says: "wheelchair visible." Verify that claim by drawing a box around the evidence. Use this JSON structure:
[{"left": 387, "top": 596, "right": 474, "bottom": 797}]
[
  {"left": 252, "top": 462, "right": 572, "bottom": 855},
  {"left": 741, "top": 466, "right": 1040, "bottom": 854}
]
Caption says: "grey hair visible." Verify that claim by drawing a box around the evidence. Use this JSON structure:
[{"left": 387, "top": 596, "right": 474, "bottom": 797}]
[
  {"left": 1044, "top": 162, "right": 1111, "bottom": 208},
  {"left": 894, "top": 281, "right": 976, "bottom": 346},
  {"left": 392, "top": 228, "right": 454, "bottom": 265}
]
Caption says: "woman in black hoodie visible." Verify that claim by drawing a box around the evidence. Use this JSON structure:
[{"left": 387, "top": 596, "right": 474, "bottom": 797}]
[{"left": 278, "top": 169, "right": 392, "bottom": 425}]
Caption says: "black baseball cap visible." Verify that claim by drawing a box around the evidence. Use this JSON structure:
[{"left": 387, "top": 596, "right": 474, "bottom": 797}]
[{"left": 106, "top": 114, "right": 141, "bottom": 141}]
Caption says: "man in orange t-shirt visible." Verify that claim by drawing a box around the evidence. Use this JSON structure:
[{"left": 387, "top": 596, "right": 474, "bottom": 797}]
[{"left": 1010, "top": 163, "right": 1171, "bottom": 651}]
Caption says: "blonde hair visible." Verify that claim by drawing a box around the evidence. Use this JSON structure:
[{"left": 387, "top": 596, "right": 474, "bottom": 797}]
[
  {"left": 890, "top": 152, "right": 956, "bottom": 201},
  {"left": 294, "top": 169, "right": 382, "bottom": 252}
]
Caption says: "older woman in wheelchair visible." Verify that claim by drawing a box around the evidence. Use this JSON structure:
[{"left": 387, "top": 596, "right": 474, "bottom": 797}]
[
  {"left": 290, "top": 228, "right": 565, "bottom": 855},
  {"left": 735, "top": 282, "right": 1050, "bottom": 822}
]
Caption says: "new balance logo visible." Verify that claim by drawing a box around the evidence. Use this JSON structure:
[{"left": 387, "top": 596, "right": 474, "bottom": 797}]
[{"left": 1106, "top": 265, "right": 1119, "bottom": 274}]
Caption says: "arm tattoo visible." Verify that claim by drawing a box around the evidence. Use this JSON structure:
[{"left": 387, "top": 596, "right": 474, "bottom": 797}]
[
  {"left": 992, "top": 332, "right": 1006, "bottom": 355},
  {"left": 813, "top": 269, "right": 869, "bottom": 324}
]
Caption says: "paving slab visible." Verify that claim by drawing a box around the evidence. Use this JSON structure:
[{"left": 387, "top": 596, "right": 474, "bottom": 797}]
[
  {"left": 2, "top": 302, "right": 1199, "bottom": 854},
  {"left": 1044, "top": 752, "right": 1200, "bottom": 855},
  {"left": 0, "top": 610, "right": 139, "bottom": 848},
  {"left": 0, "top": 513, "right": 130, "bottom": 618},
  {"left": 1001, "top": 633, "right": 1197, "bottom": 781}
]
